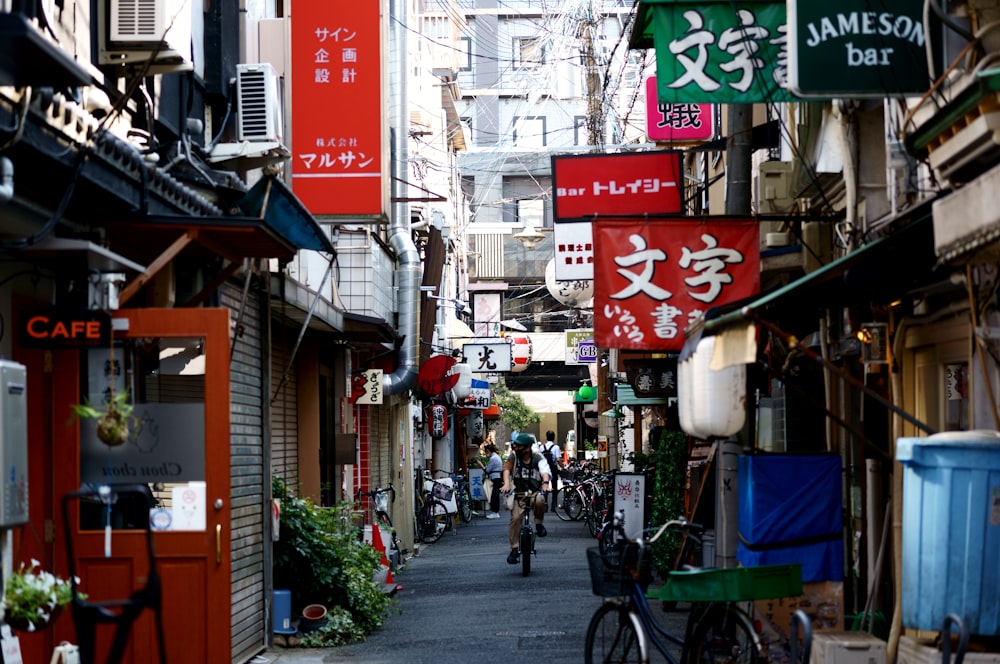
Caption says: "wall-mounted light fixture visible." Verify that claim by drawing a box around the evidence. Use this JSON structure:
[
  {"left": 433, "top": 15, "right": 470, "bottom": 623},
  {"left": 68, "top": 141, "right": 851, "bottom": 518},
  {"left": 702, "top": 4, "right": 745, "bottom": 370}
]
[{"left": 428, "top": 294, "right": 472, "bottom": 317}]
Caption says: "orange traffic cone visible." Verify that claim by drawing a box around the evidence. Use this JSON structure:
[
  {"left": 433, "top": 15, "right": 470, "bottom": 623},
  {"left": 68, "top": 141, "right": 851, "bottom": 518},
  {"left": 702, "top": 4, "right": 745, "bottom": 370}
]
[{"left": 372, "top": 523, "right": 402, "bottom": 595}]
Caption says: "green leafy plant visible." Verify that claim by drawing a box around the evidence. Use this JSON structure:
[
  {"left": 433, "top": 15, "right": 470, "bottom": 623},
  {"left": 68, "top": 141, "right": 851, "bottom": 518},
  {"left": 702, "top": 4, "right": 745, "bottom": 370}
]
[
  {"left": 272, "top": 478, "right": 393, "bottom": 644},
  {"left": 648, "top": 429, "right": 689, "bottom": 575},
  {"left": 69, "top": 390, "right": 136, "bottom": 447},
  {"left": 492, "top": 379, "right": 540, "bottom": 432},
  {"left": 3, "top": 560, "right": 81, "bottom": 632}
]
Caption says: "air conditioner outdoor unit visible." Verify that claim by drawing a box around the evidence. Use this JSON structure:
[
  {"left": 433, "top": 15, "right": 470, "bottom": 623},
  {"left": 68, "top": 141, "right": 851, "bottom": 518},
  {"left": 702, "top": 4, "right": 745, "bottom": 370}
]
[
  {"left": 100, "top": 0, "right": 192, "bottom": 71},
  {"left": 237, "top": 63, "right": 283, "bottom": 143}
]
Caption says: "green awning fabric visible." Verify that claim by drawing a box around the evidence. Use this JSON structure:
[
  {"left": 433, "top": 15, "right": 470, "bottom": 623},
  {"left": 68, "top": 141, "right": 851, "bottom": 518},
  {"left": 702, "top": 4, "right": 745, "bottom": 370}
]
[
  {"left": 237, "top": 175, "right": 335, "bottom": 254},
  {"left": 617, "top": 384, "right": 667, "bottom": 406},
  {"left": 681, "top": 207, "right": 938, "bottom": 359}
]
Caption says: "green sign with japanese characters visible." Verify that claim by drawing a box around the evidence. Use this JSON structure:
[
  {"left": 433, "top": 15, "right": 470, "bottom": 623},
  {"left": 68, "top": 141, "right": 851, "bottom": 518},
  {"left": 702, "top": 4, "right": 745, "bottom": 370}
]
[
  {"left": 635, "top": 1, "right": 794, "bottom": 104},
  {"left": 788, "top": 0, "right": 932, "bottom": 97}
]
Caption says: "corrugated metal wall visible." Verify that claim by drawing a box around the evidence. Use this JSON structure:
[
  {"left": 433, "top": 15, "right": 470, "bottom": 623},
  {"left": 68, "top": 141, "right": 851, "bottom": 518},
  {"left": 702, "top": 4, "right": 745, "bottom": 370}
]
[
  {"left": 220, "top": 283, "right": 268, "bottom": 664},
  {"left": 270, "top": 330, "right": 299, "bottom": 485}
]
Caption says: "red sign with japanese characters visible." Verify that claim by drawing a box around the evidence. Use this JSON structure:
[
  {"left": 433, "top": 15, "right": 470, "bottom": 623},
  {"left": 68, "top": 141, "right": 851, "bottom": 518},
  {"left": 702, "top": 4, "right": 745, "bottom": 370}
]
[
  {"left": 593, "top": 218, "right": 760, "bottom": 351},
  {"left": 645, "top": 77, "right": 716, "bottom": 142},
  {"left": 551, "top": 151, "right": 684, "bottom": 220},
  {"left": 290, "top": 2, "right": 383, "bottom": 215}
]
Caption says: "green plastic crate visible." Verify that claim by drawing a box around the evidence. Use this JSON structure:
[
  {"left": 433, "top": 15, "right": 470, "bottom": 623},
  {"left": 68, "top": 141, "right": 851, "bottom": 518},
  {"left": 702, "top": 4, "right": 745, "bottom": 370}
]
[{"left": 653, "top": 564, "right": 802, "bottom": 603}]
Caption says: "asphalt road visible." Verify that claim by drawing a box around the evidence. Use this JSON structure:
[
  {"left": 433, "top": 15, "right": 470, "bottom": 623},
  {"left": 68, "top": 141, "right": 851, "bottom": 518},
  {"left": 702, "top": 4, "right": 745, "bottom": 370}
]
[{"left": 260, "top": 508, "right": 690, "bottom": 663}]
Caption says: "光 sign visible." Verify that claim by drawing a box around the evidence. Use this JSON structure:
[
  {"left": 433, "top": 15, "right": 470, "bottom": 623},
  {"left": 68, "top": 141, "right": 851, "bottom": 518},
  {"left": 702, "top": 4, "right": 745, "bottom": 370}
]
[{"left": 788, "top": 0, "right": 932, "bottom": 98}]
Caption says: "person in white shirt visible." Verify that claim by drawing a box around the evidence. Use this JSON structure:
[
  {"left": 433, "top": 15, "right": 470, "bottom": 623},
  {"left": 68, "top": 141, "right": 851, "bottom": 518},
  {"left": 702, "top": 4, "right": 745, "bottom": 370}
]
[
  {"left": 534, "top": 430, "right": 562, "bottom": 512},
  {"left": 500, "top": 433, "right": 551, "bottom": 564}
]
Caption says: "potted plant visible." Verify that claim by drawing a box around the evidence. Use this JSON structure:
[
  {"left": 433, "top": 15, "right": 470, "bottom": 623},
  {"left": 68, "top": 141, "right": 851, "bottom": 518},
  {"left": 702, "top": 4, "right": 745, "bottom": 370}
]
[
  {"left": 2, "top": 560, "right": 79, "bottom": 632},
  {"left": 69, "top": 390, "right": 135, "bottom": 447}
]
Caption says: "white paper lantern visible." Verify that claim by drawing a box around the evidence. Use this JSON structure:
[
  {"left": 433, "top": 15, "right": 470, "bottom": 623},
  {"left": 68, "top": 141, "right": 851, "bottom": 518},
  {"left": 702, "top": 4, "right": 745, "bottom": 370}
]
[
  {"left": 689, "top": 336, "right": 746, "bottom": 438},
  {"left": 509, "top": 334, "right": 532, "bottom": 373},
  {"left": 451, "top": 363, "right": 472, "bottom": 399},
  {"left": 545, "top": 258, "right": 594, "bottom": 307}
]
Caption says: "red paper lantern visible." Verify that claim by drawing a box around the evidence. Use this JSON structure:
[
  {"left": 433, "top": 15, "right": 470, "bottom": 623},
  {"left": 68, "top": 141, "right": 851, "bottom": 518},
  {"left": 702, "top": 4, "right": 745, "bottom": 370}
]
[
  {"left": 510, "top": 334, "right": 532, "bottom": 373},
  {"left": 429, "top": 404, "right": 448, "bottom": 439}
]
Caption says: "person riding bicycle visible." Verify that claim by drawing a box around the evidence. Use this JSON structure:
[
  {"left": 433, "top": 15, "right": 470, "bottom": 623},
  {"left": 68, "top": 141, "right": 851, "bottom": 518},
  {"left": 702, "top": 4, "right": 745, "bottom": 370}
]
[{"left": 500, "top": 432, "right": 552, "bottom": 564}]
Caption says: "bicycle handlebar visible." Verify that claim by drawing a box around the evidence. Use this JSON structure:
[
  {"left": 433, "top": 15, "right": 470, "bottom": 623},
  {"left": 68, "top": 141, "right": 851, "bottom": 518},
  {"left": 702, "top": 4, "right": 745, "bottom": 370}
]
[
  {"left": 355, "top": 484, "right": 396, "bottom": 503},
  {"left": 647, "top": 517, "right": 703, "bottom": 544}
]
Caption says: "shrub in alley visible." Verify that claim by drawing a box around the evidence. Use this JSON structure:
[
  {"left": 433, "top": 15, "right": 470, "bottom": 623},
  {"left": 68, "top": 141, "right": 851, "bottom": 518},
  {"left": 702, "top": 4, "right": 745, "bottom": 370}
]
[{"left": 272, "top": 477, "right": 393, "bottom": 643}]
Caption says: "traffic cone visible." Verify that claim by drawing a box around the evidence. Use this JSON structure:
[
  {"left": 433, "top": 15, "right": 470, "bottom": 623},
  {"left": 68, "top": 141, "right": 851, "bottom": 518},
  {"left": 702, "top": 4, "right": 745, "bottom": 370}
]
[{"left": 370, "top": 523, "right": 400, "bottom": 595}]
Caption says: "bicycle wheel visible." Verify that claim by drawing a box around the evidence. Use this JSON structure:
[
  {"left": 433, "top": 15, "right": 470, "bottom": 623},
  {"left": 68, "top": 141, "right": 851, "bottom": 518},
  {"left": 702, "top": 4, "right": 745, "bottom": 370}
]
[
  {"left": 584, "top": 601, "right": 646, "bottom": 664},
  {"left": 598, "top": 518, "right": 619, "bottom": 557},
  {"left": 558, "top": 488, "right": 583, "bottom": 521},
  {"left": 586, "top": 502, "right": 602, "bottom": 537},
  {"left": 684, "top": 604, "right": 760, "bottom": 664},
  {"left": 417, "top": 499, "right": 448, "bottom": 544},
  {"left": 458, "top": 486, "right": 473, "bottom": 523},
  {"left": 519, "top": 526, "right": 532, "bottom": 576}
]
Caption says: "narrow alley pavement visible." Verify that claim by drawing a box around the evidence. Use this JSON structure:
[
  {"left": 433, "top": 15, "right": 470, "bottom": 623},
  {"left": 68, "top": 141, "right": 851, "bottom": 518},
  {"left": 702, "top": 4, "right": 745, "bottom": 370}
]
[{"left": 255, "top": 508, "right": 688, "bottom": 664}]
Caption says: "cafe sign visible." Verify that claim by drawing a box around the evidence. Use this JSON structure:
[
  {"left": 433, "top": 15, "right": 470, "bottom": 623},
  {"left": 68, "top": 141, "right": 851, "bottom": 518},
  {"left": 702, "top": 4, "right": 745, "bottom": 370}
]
[
  {"left": 789, "top": 0, "right": 932, "bottom": 97},
  {"left": 19, "top": 308, "right": 111, "bottom": 348}
]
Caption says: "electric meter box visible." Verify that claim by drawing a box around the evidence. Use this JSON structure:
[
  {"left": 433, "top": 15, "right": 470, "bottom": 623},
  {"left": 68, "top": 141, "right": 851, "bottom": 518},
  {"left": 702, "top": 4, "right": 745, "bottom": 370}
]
[
  {"left": 811, "top": 631, "right": 886, "bottom": 664},
  {"left": 0, "top": 360, "right": 28, "bottom": 527}
]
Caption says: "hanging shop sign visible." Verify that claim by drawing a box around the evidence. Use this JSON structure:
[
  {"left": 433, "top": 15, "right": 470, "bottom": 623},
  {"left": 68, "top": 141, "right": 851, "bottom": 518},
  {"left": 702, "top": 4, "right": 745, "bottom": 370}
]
[
  {"left": 417, "top": 354, "right": 459, "bottom": 396},
  {"left": 553, "top": 221, "right": 594, "bottom": 281},
  {"left": 19, "top": 308, "right": 111, "bottom": 348},
  {"left": 460, "top": 378, "right": 491, "bottom": 410},
  {"left": 349, "top": 369, "right": 383, "bottom": 404},
  {"left": 466, "top": 409, "right": 485, "bottom": 441},
  {"left": 551, "top": 151, "right": 684, "bottom": 221},
  {"left": 593, "top": 217, "right": 760, "bottom": 351},
  {"left": 565, "top": 329, "right": 596, "bottom": 365},
  {"left": 788, "top": 0, "right": 932, "bottom": 98},
  {"left": 463, "top": 338, "right": 513, "bottom": 373},
  {"left": 290, "top": 1, "right": 384, "bottom": 215},
  {"left": 429, "top": 404, "right": 448, "bottom": 439},
  {"left": 640, "top": 1, "right": 794, "bottom": 104},
  {"left": 645, "top": 77, "right": 716, "bottom": 142},
  {"left": 624, "top": 357, "right": 677, "bottom": 400}
]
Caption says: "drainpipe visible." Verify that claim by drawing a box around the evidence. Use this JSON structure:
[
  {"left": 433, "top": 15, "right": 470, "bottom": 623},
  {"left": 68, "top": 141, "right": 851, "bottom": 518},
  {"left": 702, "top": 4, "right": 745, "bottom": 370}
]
[{"left": 383, "top": 0, "right": 420, "bottom": 397}]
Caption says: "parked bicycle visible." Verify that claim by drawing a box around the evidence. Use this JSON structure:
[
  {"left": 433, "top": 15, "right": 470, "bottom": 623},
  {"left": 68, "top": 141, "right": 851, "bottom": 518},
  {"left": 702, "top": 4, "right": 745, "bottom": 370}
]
[
  {"left": 440, "top": 470, "right": 473, "bottom": 524},
  {"left": 414, "top": 469, "right": 451, "bottom": 544},
  {"left": 355, "top": 483, "right": 400, "bottom": 559},
  {"left": 584, "top": 513, "right": 803, "bottom": 664}
]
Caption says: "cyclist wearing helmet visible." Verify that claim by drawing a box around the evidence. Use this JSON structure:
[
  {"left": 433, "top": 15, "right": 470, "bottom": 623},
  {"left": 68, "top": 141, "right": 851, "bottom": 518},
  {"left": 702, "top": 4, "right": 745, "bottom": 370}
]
[{"left": 500, "top": 432, "right": 552, "bottom": 564}]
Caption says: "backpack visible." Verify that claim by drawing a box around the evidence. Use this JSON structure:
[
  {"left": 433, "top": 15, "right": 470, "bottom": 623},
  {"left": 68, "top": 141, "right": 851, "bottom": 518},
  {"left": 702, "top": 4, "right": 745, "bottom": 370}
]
[{"left": 541, "top": 443, "right": 559, "bottom": 472}]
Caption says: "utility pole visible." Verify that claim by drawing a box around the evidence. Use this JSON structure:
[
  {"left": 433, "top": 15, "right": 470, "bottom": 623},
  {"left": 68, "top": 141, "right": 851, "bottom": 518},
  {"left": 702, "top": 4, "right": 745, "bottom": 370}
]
[
  {"left": 580, "top": 0, "right": 603, "bottom": 149},
  {"left": 717, "top": 103, "right": 753, "bottom": 569}
]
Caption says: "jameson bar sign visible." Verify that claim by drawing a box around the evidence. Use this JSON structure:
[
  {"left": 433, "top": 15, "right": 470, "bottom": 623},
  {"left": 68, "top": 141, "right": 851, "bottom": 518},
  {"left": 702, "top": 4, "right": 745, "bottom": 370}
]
[{"left": 788, "top": 0, "right": 932, "bottom": 97}]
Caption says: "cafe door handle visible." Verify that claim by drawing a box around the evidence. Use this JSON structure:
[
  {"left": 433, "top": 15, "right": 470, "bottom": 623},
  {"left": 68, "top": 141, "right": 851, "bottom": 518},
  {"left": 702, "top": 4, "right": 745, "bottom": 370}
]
[{"left": 216, "top": 524, "right": 222, "bottom": 563}]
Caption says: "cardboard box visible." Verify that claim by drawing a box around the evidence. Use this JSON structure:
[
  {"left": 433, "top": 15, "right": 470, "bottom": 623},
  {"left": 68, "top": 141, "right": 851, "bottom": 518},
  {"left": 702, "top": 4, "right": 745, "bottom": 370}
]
[
  {"left": 754, "top": 581, "right": 844, "bottom": 664},
  {"left": 898, "top": 635, "right": 1000, "bottom": 664}
]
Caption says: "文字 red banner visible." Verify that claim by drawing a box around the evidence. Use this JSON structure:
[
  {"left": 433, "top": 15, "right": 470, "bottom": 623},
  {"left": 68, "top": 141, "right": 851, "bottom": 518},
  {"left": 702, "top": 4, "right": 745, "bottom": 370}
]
[{"left": 594, "top": 218, "right": 760, "bottom": 351}]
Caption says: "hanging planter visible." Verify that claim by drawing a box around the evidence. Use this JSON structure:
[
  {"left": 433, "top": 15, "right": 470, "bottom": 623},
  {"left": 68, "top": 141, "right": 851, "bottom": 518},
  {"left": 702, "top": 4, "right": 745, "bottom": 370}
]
[{"left": 69, "top": 390, "right": 136, "bottom": 447}]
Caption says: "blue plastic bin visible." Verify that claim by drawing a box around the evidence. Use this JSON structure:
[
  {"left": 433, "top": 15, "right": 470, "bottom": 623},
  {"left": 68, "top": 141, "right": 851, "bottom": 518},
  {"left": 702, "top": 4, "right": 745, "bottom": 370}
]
[
  {"left": 897, "top": 431, "right": 1000, "bottom": 635},
  {"left": 273, "top": 589, "right": 296, "bottom": 635}
]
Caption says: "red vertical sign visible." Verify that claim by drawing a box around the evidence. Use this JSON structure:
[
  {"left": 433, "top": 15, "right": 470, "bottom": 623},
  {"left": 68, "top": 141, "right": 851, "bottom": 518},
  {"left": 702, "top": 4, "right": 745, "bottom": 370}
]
[
  {"left": 593, "top": 218, "right": 760, "bottom": 351},
  {"left": 290, "top": 2, "right": 383, "bottom": 215}
]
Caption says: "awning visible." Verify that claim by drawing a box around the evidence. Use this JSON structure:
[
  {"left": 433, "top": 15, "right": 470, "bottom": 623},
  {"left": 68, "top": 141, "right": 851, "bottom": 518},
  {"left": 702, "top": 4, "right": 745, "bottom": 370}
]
[
  {"left": 692, "top": 206, "right": 939, "bottom": 344},
  {"left": 682, "top": 206, "right": 940, "bottom": 436},
  {"left": 617, "top": 384, "right": 667, "bottom": 406},
  {"left": 236, "top": 174, "right": 335, "bottom": 254}
]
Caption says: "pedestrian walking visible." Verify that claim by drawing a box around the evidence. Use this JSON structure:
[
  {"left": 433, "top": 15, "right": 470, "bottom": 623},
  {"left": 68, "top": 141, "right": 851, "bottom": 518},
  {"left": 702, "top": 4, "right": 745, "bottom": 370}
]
[
  {"left": 480, "top": 443, "right": 503, "bottom": 518},
  {"left": 536, "top": 430, "right": 562, "bottom": 512}
]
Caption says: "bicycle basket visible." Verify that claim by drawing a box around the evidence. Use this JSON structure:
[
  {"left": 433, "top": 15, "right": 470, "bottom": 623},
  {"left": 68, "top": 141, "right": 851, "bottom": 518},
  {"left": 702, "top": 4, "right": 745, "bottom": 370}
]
[
  {"left": 431, "top": 481, "right": 454, "bottom": 501},
  {"left": 587, "top": 544, "right": 650, "bottom": 597}
]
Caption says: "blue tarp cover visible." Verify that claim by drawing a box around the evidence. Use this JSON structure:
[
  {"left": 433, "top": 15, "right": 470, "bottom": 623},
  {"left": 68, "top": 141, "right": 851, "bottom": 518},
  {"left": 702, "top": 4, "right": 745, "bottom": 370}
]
[{"left": 737, "top": 453, "right": 843, "bottom": 582}]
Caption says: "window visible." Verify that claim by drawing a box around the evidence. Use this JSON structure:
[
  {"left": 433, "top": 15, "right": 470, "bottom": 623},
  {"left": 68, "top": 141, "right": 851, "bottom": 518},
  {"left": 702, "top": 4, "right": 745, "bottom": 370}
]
[
  {"left": 460, "top": 37, "right": 472, "bottom": 71},
  {"left": 514, "top": 37, "right": 545, "bottom": 69},
  {"left": 513, "top": 116, "right": 545, "bottom": 147},
  {"left": 516, "top": 199, "right": 544, "bottom": 228}
]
